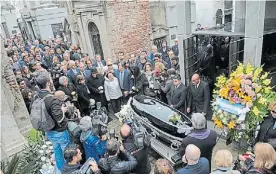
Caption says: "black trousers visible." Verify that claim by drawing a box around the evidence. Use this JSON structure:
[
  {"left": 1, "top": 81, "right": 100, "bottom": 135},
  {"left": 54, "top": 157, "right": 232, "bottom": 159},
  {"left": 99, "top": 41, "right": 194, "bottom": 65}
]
[
  {"left": 110, "top": 97, "right": 122, "bottom": 113},
  {"left": 121, "top": 89, "right": 130, "bottom": 104}
]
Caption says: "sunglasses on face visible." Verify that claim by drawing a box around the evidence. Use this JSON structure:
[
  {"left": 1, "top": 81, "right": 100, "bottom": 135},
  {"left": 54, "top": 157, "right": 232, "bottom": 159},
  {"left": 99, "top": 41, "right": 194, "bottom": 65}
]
[
  {"left": 272, "top": 110, "right": 276, "bottom": 114},
  {"left": 108, "top": 64, "right": 112, "bottom": 66}
]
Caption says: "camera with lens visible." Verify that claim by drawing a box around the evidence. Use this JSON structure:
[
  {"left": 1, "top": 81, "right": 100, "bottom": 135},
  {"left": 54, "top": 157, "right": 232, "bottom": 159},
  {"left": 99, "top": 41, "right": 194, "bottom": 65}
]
[
  {"left": 49, "top": 67, "right": 63, "bottom": 80},
  {"left": 122, "top": 118, "right": 146, "bottom": 150},
  {"left": 71, "top": 91, "right": 78, "bottom": 102},
  {"left": 78, "top": 157, "right": 96, "bottom": 174}
]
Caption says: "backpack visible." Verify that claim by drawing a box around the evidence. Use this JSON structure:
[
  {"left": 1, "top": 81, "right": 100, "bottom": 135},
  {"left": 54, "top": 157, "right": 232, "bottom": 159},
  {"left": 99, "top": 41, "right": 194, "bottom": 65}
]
[{"left": 30, "top": 94, "right": 55, "bottom": 132}]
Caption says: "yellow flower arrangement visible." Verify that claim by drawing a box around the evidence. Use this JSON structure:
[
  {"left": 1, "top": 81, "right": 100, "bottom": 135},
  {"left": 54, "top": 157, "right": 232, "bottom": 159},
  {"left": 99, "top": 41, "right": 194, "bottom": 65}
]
[
  {"left": 212, "top": 62, "right": 276, "bottom": 143},
  {"left": 252, "top": 106, "right": 260, "bottom": 116},
  {"left": 262, "top": 79, "right": 271, "bottom": 86},
  {"left": 228, "top": 121, "right": 236, "bottom": 129}
]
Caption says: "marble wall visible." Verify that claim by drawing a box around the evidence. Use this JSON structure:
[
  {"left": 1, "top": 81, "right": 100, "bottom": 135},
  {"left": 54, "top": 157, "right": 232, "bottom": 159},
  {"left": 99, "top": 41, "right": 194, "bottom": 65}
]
[{"left": 0, "top": 39, "right": 31, "bottom": 160}]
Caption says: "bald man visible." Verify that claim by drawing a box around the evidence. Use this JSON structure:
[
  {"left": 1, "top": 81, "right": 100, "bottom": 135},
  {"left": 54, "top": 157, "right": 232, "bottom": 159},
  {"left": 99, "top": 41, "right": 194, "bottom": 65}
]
[
  {"left": 120, "top": 124, "right": 151, "bottom": 174},
  {"left": 187, "top": 73, "right": 210, "bottom": 116},
  {"left": 177, "top": 144, "right": 209, "bottom": 174}
]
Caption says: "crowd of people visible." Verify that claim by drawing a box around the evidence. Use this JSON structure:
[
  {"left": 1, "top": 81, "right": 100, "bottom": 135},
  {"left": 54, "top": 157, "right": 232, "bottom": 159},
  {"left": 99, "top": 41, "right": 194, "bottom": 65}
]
[{"left": 3, "top": 34, "right": 276, "bottom": 174}]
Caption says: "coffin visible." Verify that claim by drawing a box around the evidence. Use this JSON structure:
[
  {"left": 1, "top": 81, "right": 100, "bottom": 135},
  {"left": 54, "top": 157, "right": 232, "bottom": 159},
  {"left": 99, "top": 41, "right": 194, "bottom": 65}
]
[{"left": 130, "top": 95, "right": 192, "bottom": 138}]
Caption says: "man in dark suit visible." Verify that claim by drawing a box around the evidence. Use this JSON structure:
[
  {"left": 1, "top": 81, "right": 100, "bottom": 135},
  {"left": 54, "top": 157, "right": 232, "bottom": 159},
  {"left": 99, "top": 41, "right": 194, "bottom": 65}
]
[
  {"left": 171, "top": 39, "right": 179, "bottom": 56},
  {"left": 167, "top": 74, "right": 187, "bottom": 113},
  {"left": 67, "top": 61, "right": 80, "bottom": 86},
  {"left": 114, "top": 63, "right": 133, "bottom": 104},
  {"left": 187, "top": 74, "right": 210, "bottom": 116},
  {"left": 158, "top": 40, "right": 170, "bottom": 65},
  {"left": 77, "top": 62, "right": 91, "bottom": 79},
  {"left": 93, "top": 54, "right": 106, "bottom": 72}
]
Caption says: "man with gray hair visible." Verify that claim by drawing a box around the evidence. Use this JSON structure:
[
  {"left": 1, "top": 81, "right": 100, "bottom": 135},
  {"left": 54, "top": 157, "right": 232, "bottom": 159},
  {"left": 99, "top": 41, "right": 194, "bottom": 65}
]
[
  {"left": 177, "top": 144, "right": 209, "bottom": 174},
  {"left": 179, "top": 113, "right": 217, "bottom": 171}
]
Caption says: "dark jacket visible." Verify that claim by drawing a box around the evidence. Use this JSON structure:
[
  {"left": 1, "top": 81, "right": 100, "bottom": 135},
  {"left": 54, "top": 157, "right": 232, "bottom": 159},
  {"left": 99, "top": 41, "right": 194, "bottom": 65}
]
[
  {"left": 159, "top": 47, "right": 170, "bottom": 64},
  {"left": 68, "top": 68, "right": 80, "bottom": 85},
  {"left": 167, "top": 83, "right": 187, "bottom": 113},
  {"left": 37, "top": 90, "right": 67, "bottom": 132},
  {"left": 98, "top": 151, "right": 137, "bottom": 174},
  {"left": 246, "top": 166, "right": 276, "bottom": 174},
  {"left": 76, "top": 70, "right": 92, "bottom": 79},
  {"left": 93, "top": 60, "right": 106, "bottom": 67},
  {"left": 114, "top": 69, "right": 133, "bottom": 91},
  {"left": 62, "top": 163, "right": 102, "bottom": 174},
  {"left": 187, "top": 81, "right": 210, "bottom": 114},
  {"left": 58, "top": 84, "right": 76, "bottom": 101},
  {"left": 80, "top": 131, "right": 107, "bottom": 162},
  {"left": 257, "top": 113, "right": 276, "bottom": 143},
  {"left": 76, "top": 84, "right": 91, "bottom": 110},
  {"left": 122, "top": 136, "right": 151, "bottom": 174},
  {"left": 199, "top": 52, "right": 214, "bottom": 77},
  {"left": 242, "top": 158, "right": 276, "bottom": 174},
  {"left": 134, "top": 73, "right": 149, "bottom": 95},
  {"left": 180, "top": 129, "right": 217, "bottom": 171},
  {"left": 172, "top": 45, "right": 179, "bottom": 56},
  {"left": 176, "top": 157, "right": 209, "bottom": 174},
  {"left": 87, "top": 74, "right": 106, "bottom": 104}
]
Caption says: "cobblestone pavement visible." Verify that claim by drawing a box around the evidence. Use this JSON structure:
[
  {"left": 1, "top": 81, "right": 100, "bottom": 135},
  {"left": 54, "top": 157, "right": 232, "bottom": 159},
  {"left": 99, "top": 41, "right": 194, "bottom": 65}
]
[{"left": 107, "top": 116, "right": 242, "bottom": 173}]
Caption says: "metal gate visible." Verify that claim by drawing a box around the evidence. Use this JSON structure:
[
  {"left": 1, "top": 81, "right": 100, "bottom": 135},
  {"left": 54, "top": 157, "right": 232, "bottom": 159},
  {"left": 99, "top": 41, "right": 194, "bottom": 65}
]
[
  {"left": 228, "top": 38, "right": 244, "bottom": 75},
  {"left": 154, "top": 36, "right": 166, "bottom": 50},
  {"left": 89, "top": 22, "right": 104, "bottom": 59},
  {"left": 183, "top": 35, "right": 199, "bottom": 85}
]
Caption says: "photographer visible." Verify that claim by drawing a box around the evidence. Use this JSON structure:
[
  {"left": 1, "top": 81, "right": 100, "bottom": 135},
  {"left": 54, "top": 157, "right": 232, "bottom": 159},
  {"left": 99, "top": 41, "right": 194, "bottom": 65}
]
[
  {"left": 239, "top": 143, "right": 276, "bottom": 174},
  {"left": 98, "top": 138, "right": 137, "bottom": 174},
  {"left": 120, "top": 124, "right": 151, "bottom": 174},
  {"left": 62, "top": 144, "right": 101, "bottom": 174},
  {"left": 79, "top": 116, "right": 107, "bottom": 162}
]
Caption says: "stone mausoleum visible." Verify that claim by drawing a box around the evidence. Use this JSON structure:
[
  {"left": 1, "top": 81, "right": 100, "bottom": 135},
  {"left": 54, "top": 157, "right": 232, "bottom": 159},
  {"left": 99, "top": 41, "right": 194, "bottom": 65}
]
[{"left": 64, "top": 0, "right": 152, "bottom": 60}]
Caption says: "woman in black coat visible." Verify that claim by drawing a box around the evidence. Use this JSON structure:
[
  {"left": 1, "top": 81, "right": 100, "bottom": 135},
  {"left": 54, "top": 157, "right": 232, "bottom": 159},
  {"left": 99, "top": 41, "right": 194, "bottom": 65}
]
[
  {"left": 76, "top": 75, "right": 92, "bottom": 116},
  {"left": 86, "top": 68, "right": 107, "bottom": 108},
  {"left": 256, "top": 102, "right": 276, "bottom": 149},
  {"left": 131, "top": 66, "right": 148, "bottom": 95}
]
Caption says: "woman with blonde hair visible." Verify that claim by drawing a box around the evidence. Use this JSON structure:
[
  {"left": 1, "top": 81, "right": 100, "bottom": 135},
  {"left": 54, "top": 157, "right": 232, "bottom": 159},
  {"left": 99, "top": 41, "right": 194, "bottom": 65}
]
[
  {"left": 154, "top": 158, "right": 175, "bottom": 174},
  {"left": 240, "top": 143, "right": 276, "bottom": 174},
  {"left": 211, "top": 150, "right": 240, "bottom": 174}
]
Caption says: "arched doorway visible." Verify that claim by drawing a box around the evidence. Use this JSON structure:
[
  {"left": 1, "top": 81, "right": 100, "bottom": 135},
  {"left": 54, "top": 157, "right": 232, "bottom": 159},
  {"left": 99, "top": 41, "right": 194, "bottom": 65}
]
[
  {"left": 216, "top": 9, "right": 223, "bottom": 25},
  {"left": 64, "top": 19, "right": 72, "bottom": 45},
  {"left": 88, "top": 22, "right": 104, "bottom": 59}
]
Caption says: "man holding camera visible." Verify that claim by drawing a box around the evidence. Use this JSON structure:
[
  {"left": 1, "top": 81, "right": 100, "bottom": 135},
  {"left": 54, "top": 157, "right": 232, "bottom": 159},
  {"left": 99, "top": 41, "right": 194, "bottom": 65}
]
[
  {"left": 62, "top": 144, "right": 101, "bottom": 174},
  {"left": 120, "top": 124, "right": 151, "bottom": 174},
  {"left": 98, "top": 138, "right": 137, "bottom": 174}
]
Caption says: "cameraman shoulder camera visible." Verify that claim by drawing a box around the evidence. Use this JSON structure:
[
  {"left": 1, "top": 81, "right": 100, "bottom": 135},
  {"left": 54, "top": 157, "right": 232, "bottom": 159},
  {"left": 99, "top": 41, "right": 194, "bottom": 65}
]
[
  {"left": 98, "top": 138, "right": 137, "bottom": 174},
  {"left": 120, "top": 123, "right": 151, "bottom": 174},
  {"left": 62, "top": 144, "right": 101, "bottom": 174}
]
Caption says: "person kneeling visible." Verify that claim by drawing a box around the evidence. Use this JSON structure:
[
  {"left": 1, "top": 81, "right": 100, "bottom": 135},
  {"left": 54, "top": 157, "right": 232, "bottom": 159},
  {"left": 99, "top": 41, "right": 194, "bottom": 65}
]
[
  {"left": 98, "top": 138, "right": 138, "bottom": 174},
  {"left": 62, "top": 144, "right": 101, "bottom": 174},
  {"left": 79, "top": 116, "right": 107, "bottom": 162}
]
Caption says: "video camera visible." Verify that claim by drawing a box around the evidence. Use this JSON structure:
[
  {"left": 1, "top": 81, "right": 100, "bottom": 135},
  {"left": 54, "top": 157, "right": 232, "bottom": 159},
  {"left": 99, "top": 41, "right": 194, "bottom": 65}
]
[
  {"left": 91, "top": 102, "right": 108, "bottom": 137},
  {"left": 122, "top": 118, "right": 148, "bottom": 150},
  {"left": 78, "top": 157, "right": 96, "bottom": 174},
  {"left": 48, "top": 67, "right": 64, "bottom": 80}
]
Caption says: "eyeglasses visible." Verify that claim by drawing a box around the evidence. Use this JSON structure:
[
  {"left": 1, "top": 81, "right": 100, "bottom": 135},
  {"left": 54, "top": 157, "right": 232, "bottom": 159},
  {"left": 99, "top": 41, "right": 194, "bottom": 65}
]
[
  {"left": 108, "top": 64, "right": 112, "bottom": 66},
  {"left": 272, "top": 110, "right": 276, "bottom": 114}
]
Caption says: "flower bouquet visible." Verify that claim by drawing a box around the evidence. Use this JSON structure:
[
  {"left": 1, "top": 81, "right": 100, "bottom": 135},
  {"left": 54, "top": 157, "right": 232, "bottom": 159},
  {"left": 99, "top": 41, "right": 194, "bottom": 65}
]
[{"left": 212, "top": 62, "right": 275, "bottom": 145}]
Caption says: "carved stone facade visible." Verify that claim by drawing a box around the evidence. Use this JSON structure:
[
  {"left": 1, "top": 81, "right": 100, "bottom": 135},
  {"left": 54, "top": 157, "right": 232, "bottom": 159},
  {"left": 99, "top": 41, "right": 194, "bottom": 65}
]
[
  {"left": 1, "top": 38, "right": 31, "bottom": 160},
  {"left": 65, "top": 0, "right": 152, "bottom": 60}
]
